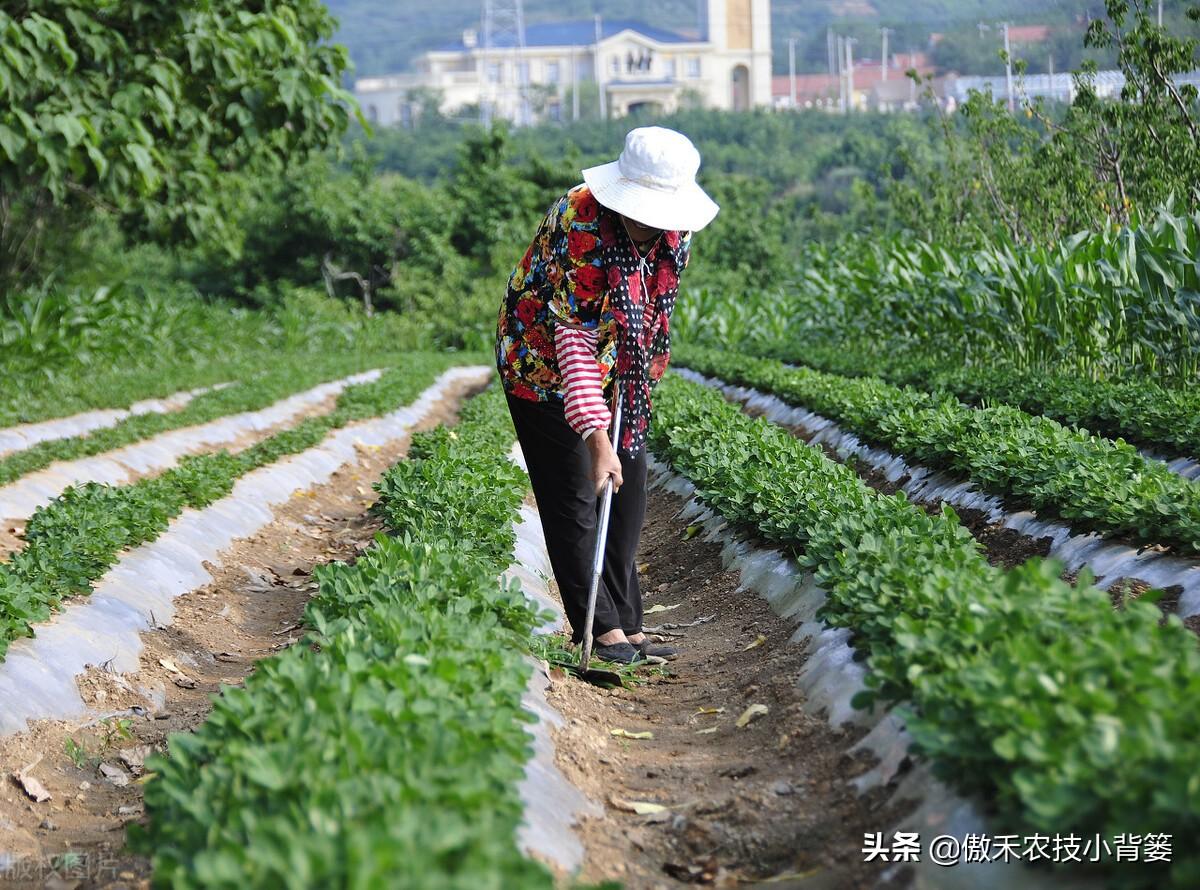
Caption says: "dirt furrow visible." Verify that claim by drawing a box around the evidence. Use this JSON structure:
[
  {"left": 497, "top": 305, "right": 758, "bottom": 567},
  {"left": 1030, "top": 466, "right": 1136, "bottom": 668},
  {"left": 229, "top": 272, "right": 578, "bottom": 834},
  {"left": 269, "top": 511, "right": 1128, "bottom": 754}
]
[{"left": 544, "top": 487, "right": 915, "bottom": 889}]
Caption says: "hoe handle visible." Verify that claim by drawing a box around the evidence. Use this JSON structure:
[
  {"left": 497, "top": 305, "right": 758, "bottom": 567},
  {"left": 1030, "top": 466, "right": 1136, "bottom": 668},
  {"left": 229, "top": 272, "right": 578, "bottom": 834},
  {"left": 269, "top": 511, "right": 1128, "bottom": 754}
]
[{"left": 579, "top": 386, "right": 623, "bottom": 674}]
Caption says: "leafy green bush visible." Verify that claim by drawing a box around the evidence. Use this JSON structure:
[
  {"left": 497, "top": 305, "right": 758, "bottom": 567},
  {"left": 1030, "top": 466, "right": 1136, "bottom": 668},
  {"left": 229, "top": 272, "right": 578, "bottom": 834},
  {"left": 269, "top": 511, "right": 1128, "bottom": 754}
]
[
  {"left": 679, "top": 206, "right": 1200, "bottom": 382},
  {"left": 0, "top": 1, "right": 354, "bottom": 285}
]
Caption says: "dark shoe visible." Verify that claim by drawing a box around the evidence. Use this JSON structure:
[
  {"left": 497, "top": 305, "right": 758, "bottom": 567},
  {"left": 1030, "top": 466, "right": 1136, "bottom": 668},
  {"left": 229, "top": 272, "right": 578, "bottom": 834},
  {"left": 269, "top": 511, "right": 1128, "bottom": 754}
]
[
  {"left": 634, "top": 640, "right": 678, "bottom": 660},
  {"left": 593, "top": 642, "right": 644, "bottom": 665}
]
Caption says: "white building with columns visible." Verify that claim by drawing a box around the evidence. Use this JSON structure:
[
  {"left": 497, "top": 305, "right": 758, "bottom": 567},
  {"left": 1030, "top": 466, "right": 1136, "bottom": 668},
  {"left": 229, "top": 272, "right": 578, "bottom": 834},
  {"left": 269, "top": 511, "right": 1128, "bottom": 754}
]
[{"left": 354, "top": 1, "right": 772, "bottom": 125}]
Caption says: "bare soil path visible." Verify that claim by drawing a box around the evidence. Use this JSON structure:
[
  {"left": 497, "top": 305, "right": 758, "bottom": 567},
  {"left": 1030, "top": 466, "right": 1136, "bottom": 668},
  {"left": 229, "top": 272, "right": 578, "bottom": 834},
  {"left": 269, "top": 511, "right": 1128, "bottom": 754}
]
[{"left": 544, "top": 487, "right": 916, "bottom": 889}]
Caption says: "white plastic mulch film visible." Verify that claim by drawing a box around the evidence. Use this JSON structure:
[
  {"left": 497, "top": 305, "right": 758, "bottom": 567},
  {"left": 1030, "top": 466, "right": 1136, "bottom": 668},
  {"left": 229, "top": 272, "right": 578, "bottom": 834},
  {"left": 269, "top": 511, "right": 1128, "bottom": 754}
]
[
  {"left": 0, "top": 366, "right": 490, "bottom": 737},
  {"left": 0, "top": 382, "right": 232, "bottom": 460},
  {"left": 0, "top": 370, "right": 384, "bottom": 523},
  {"left": 675, "top": 368, "right": 1200, "bottom": 619},
  {"left": 505, "top": 441, "right": 601, "bottom": 875}
]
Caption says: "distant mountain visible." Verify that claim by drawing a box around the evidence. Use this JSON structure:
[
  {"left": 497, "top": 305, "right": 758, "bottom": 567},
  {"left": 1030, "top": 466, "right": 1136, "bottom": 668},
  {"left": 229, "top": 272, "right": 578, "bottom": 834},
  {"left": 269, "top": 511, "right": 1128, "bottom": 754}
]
[{"left": 325, "top": 0, "right": 1099, "bottom": 79}]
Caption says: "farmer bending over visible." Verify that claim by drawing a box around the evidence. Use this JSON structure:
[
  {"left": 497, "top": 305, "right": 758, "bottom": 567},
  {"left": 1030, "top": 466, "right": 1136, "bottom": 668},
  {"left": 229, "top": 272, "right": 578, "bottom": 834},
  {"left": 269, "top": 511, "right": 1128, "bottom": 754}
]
[{"left": 496, "top": 127, "right": 719, "bottom": 664}]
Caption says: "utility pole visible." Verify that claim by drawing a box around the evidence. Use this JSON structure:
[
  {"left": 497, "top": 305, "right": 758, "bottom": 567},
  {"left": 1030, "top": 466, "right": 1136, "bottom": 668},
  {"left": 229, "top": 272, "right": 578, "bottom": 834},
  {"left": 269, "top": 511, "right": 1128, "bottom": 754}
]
[
  {"left": 909, "top": 47, "right": 917, "bottom": 105},
  {"left": 788, "top": 37, "right": 797, "bottom": 108},
  {"left": 827, "top": 27, "right": 835, "bottom": 77},
  {"left": 844, "top": 37, "right": 856, "bottom": 113},
  {"left": 1001, "top": 21, "right": 1014, "bottom": 112},
  {"left": 1158, "top": 0, "right": 1164, "bottom": 26},
  {"left": 836, "top": 34, "right": 845, "bottom": 112},
  {"left": 594, "top": 14, "right": 606, "bottom": 119},
  {"left": 571, "top": 45, "right": 579, "bottom": 120},
  {"left": 1048, "top": 53, "right": 1054, "bottom": 103},
  {"left": 880, "top": 27, "right": 892, "bottom": 81}
]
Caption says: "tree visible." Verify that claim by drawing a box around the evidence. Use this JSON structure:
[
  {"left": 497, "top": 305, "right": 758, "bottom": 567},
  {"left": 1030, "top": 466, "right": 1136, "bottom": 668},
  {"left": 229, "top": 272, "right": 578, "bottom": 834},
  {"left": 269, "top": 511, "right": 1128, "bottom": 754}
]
[
  {"left": 0, "top": 2, "right": 357, "bottom": 285},
  {"left": 1074, "top": 0, "right": 1200, "bottom": 220}
]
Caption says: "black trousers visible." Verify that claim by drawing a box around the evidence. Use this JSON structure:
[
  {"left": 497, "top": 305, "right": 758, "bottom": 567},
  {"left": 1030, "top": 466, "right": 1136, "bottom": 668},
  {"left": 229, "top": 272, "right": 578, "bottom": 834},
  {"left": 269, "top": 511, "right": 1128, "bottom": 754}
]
[{"left": 506, "top": 393, "right": 646, "bottom": 643}]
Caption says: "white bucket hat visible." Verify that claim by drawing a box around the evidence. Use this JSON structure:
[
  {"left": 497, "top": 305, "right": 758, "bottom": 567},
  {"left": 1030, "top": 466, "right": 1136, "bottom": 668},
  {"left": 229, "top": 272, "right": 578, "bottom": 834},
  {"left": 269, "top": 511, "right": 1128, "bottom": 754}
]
[{"left": 582, "top": 126, "right": 720, "bottom": 233}]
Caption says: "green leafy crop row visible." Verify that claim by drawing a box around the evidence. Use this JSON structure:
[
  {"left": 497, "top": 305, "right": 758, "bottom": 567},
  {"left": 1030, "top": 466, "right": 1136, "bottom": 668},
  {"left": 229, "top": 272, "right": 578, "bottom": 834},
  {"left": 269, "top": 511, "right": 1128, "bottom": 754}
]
[
  {"left": 133, "top": 386, "right": 557, "bottom": 889},
  {"left": 0, "top": 355, "right": 459, "bottom": 661},
  {"left": 676, "top": 347, "right": 1200, "bottom": 554},
  {"left": 650, "top": 372, "right": 1200, "bottom": 887},
  {"left": 765, "top": 339, "right": 1200, "bottom": 463},
  {"left": 0, "top": 352, "right": 408, "bottom": 487}
]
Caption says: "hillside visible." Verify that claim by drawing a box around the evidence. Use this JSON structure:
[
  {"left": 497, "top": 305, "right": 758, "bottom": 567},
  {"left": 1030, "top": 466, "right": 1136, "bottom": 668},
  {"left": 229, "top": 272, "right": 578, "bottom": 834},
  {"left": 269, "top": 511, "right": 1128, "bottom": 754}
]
[{"left": 326, "top": 0, "right": 1098, "bottom": 78}]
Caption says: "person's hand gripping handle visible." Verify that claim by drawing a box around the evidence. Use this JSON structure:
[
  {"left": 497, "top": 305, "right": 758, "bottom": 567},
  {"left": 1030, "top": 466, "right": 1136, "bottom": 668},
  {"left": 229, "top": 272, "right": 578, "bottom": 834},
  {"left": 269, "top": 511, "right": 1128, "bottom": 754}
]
[{"left": 586, "top": 426, "right": 624, "bottom": 496}]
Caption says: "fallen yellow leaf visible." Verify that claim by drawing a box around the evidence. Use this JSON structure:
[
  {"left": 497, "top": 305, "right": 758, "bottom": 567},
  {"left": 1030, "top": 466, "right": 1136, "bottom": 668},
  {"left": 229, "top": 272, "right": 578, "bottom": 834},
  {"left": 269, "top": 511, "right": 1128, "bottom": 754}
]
[
  {"left": 736, "top": 703, "right": 769, "bottom": 728},
  {"left": 695, "top": 707, "right": 725, "bottom": 716},
  {"left": 695, "top": 727, "right": 718, "bottom": 735},
  {"left": 742, "top": 634, "right": 767, "bottom": 651}
]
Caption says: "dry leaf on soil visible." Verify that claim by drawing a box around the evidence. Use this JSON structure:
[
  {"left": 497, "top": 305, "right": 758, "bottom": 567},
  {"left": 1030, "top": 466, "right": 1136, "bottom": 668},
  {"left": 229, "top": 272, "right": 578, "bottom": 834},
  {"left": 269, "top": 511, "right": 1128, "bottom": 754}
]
[
  {"left": 610, "top": 728, "right": 654, "bottom": 740},
  {"left": 118, "top": 745, "right": 154, "bottom": 774},
  {"left": 13, "top": 772, "right": 51, "bottom": 802},
  {"left": 609, "top": 795, "right": 668, "bottom": 815},
  {"left": 742, "top": 634, "right": 767, "bottom": 651},
  {"left": 644, "top": 603, "right": 681, "bottom": 615},
  {"left": 735, "top": 703, "right": 769, "bottom": 728},
  {"left": 98, "top": 762, "right": 129, "bottom": 787}
]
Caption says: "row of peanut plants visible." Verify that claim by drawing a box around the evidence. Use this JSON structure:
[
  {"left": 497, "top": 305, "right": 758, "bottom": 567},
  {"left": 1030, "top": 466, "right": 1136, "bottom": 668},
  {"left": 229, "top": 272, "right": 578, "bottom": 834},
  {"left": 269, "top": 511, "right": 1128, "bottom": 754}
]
[
  {"left": 675, "top": 347, "right": 1200, "bottom": 554},
  {"left": 0, "top": 355, "right": 459, "bottom": 660},
  {"left": 132, "top": 387, "right": 557, "bottom": 889},
  {"left": 649, "top": 372, "right": 1199, "bottom": 888},
  {"left": 763, "top": 338, "right": 1200, "bottom": 463},
  {"left": 0, "top": 351, "right": 408, "bottom": 486}
]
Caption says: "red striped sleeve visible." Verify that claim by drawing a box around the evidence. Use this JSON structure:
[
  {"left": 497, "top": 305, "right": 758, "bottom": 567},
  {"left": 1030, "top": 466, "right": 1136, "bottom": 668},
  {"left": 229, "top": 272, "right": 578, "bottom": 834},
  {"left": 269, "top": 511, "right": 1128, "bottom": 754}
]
[
  {"left": 554, "top": 325, "right": 612, "bottom": 437},
  {"left": 643, "top": 300, "right": 659, "bottom": 345}
]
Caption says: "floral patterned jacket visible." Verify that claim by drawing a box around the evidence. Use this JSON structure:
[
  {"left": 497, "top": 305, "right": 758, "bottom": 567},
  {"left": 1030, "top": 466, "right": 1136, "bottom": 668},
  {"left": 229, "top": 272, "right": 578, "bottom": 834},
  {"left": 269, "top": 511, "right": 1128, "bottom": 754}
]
[{"left": 495, "top": 184, "right": 692, "bottom": 412}]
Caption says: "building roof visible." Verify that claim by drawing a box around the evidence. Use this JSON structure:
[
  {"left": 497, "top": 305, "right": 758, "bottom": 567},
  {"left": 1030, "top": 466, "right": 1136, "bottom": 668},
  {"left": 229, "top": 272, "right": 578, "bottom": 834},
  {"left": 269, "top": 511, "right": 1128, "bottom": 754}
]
[
  {"left": 1007, "top": 25, "right": 1052, "bottom": 43},
  {"left": 772, "top": 55, "right": 935, "bottom": 100},
  {"left": 439, "top": 19, "right": 698, "bottom": 51}
]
